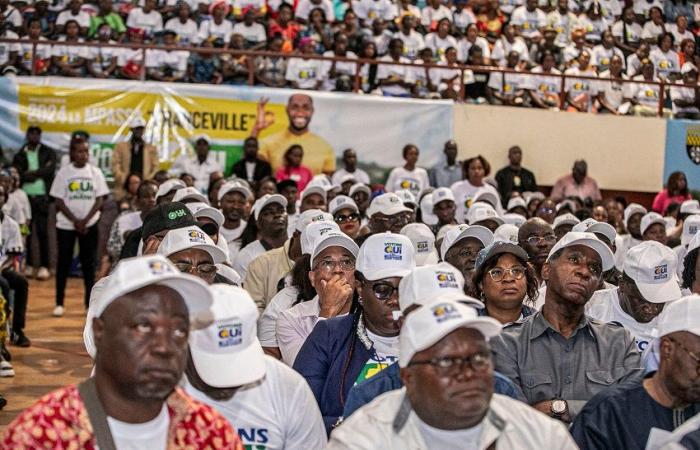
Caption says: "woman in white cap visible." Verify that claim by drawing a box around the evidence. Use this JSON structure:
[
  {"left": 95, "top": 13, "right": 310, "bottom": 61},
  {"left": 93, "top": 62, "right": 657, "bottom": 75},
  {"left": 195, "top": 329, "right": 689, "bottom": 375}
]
[
  {"left": 471, "top": 242, "right": 539, "bottom": 325},
  {"left": 330, "top": 195, "right": 362, "bottom": 239},
  {"left": 293, "top": 232, "right": 416, "bottom": 435}
]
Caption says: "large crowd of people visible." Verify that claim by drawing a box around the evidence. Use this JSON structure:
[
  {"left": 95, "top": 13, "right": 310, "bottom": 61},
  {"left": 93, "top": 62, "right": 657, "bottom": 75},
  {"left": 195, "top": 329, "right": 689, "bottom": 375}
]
[
  {"left": 0, "top": 122, "right": 700, "bottom": 448},
  {"left": 0, "top": 0, "right": 700, "bottom": 114}
]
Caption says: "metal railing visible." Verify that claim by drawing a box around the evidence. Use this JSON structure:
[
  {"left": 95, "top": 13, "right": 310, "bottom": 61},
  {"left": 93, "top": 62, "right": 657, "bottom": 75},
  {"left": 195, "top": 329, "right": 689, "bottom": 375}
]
[{"left": 0, "top": 37, "right": 692, "bottom": 118}]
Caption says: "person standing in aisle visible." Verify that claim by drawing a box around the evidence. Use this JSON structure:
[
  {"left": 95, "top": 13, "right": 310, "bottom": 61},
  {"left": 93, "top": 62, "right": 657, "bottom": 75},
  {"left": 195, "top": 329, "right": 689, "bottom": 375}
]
[
  {"left": 50, "top": 137, "right": 109, "bottom": 317},
  {"left": 12, "top": 126, "right": 56, "bottom": 281}
]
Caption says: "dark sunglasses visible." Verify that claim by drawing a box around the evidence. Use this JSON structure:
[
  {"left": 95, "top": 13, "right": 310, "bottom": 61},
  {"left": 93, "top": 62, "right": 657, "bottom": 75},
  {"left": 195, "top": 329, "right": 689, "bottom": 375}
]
[{"left": 335, "top": 212, "right": 360, "bottom": 223}]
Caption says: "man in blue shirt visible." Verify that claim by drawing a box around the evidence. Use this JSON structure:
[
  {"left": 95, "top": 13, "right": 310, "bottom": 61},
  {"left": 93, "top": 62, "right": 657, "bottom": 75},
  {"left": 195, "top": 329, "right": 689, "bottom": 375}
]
[{"left": 571, "top": 295, "right": 700, "bottom": 450}]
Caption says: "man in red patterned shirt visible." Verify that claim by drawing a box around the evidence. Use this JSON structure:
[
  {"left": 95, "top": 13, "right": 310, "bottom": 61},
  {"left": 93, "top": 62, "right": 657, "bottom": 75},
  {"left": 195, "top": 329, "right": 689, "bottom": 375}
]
[{"left": 2, "top": 255, "right": 243, "bottom": 450}]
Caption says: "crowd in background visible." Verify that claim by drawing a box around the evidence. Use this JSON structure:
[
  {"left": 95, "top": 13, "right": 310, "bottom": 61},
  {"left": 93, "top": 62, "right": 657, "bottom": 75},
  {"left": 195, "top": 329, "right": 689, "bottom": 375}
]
[
  {"left": 0, "top": 121, "right": 699, "bottom": 448},
  {"left": 1, "top": 0, "right": 700, "bottom": 114}
]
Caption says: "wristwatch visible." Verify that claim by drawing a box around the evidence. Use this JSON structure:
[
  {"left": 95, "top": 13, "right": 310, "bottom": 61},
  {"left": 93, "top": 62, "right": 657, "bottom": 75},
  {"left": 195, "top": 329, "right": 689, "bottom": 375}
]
[{"left": 550, "top": 399, "right": 568, "bottom": 419}]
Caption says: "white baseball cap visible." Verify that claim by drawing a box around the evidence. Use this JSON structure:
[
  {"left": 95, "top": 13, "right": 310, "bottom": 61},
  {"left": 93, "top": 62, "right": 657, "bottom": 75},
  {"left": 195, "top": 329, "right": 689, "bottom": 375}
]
[
  {"left": 553, "top": 213, "right": 581, "bottom": 230},
  {"left": 624, "top": 203, "right": 648, "bottom": 228},
  {"left": 440, "top": 224, "right": 494, "bottom": 259},
  {"left": 494, "top": 223, "right": 520, "bottom": 244},
  {"left": 682, "top": 215, "right": 700, "bottom": 246},
  {"left": 688, "top": 230, "right": 700, "bottom": 255},
  {"left": 329, "top": 195, "right": 359, "bottom": 216},
  {"left": 623, "top": 241, "right": 682, "bottom": 303},
  {"left": 93, "top": 255, "right": 213, "bottom": 321},
  {"left": 641, "top": 212, "right": 666, "bottom": 236},
  {"left": 572, "top": 218, "right": 617, "bottom": 244},
  {"left": 432, "top": 187, "right": 455, "bottom": 206},
  {"left": 155, "top": 179, "right": 186, "bottom": 200},
  {"left": 189, "top": 284, "right": 265, "bottom": 388},
  {"left": 547, "top": 231, "right": 615, "bottom": 271},
  {"left": 523, "top": 191, "right": 545, "bottom": 204},
  {"left": 367, "top": 193, "right": 411, "bottom": 218},
  {"left": 399, "top": 299, "right": 501, "bottom": 367},
  {"left": 356, "top": 232, "right": 416, "bottom": 280},
  {"left": 311, "top": 231, "right": 360, "bottom": 266},
  {"left": 130, "top": 117, "right": 146, "bottom": 128},
  {"left": 349, "top": 183, "right": 371, "bottom": 198},
  {"left": 681, "top": 200, "right": 700, "bottom": 215},
  {"left": 308, "top": 175, "right": 334, "bottom": 192},
  {"left": 466, "top": 203, "right": 503, "bottom": 227},
  {"left": 436, "top": 224, "right": 457, "bottom": 244},
  {"left": 301, "top": 220, "right": 341, "bottom": 255},
  {"left": 187, "top": 202, "right": 224, "bottom": 227},
  {"left": 506, "top": 197, "right": 527, "bottom": 212},
  {"left": 420, "top": 193, "right": 438, "bottom": 226},
  {"left": 401, "top": 223, "right": 439, "bottom": 266},
  {"left": 395, "top": 189, "right": 417, "bottom": 207},
  {"left": 473, "top": 189, "right": 500, "bottom": 209},
  {"left": 157, "top": 226, "right": 227, "bottom": 264},
  {"left": 295, "top": 209, "right": 334, "bottom": 234},
  {"left": 253, "top": 194, "right": 287, "bottom": 221},
  {"left": 217, "top": 181, "right": 252, "bottom": 202},
  {"left": 657, "top": 294, "right": 700, "bottom": 338},
  {"left": 173, "top": 186, "right": 210, "bottom": 205},
  {"left": 502, "top": 213, "right": 526, "bottom": 228},
  {"left": 215, "top": 264, "right": 241, "bottom": 285},
  {"left": 301, "top": 185, "right": 327, "bottom": 203},
  {"left": 398, "top": 263, "right": 482, "bottom": 311}
]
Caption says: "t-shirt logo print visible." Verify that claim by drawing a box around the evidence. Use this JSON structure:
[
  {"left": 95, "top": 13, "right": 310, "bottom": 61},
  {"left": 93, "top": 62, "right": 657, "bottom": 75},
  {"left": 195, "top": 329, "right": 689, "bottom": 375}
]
[
  {"left": 217, "top": 323, "right": 242, "bottom": 347},
  {"left": 653, "top": 264, "right": 668, "bottom": 280},
  {"left": 431, "top": 302, "right": 462, "bottom": 323},
  {"left": 67, "top": 177, "right": 94, "bottom": 200},
  {"left": 383, "top": 242, "right": 403, "bottom": 260}
]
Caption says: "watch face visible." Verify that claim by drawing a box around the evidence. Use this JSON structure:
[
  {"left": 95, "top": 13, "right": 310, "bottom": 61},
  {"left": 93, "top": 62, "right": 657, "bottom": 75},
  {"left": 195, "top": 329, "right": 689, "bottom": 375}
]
[{"left": 552, "top": 400, "right": 567, "bottom": 414}]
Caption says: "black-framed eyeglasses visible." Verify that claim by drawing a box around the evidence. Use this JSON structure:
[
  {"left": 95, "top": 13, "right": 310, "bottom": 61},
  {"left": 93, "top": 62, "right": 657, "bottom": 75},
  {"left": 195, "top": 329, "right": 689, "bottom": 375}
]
[
  {"left": 487, "top": 266, "right": 526, "bottom": 282},
  {"left": 409, "top": 352, "right": 492, "bottom": 376},
  {"left": 335, "top": 212, "right": 360, "bottom": 223},
  {"left": 668, "top": 337, "right": 700, "bottom": 375},
  {"left": 174, "top": 262, "right": 217, "bottom": 278},
  {"left": 313, "top": 258, "right": 356, "bottom": 272},
  {"left": 367, "top": 281, "right": 399, "bottom": 300},
  {"left": 526, "top": 235, "right": 556, "bottom": 245}
]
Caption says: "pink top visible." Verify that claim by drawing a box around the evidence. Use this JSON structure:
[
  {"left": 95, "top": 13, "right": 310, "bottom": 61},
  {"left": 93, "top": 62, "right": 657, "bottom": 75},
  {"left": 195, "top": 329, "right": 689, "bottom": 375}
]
[
  {"left": 275, "top": 165, "right": 313, "bottom": 192},
  {"left": 652, "top": 189, "right": 691, "bottom": 214}
]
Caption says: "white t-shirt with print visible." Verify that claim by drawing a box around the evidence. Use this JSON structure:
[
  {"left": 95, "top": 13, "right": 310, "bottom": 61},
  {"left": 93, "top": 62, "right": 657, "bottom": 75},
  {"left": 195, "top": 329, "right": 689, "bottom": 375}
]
[
  {"left": 510, "top": 5, "right": 546, "bottom": 38},
  {"left": 353, "top": 0, "right": 396, "bottom": 22},
  {"left": 146, "top": 48, "right": 190, "bottom": 72},
  {"left": 450, "top": 180, "right": 500, "bottom": 224},
  {"left": 377, "top": 55, "right": 414, "bottom": 96},
  {"left": 385, "top": 167, "right": 430, "bottom": 197},
  {"left": 528, "top": 66, "right": 562, "bottom": 101},
  {"left": 52, "top": 38, "right": 89, "bottom": 64},
  {"left": 56, "top": 9, "right": 91, "bottom": 28},
  {"left": 354, "top": 329, "right": 399, "bottom": 385},
  {"left": 0, "top": 31, "right": 19, "bottom": 66},
  {"left": 670, "top": 81, "right": 700, "bottom": 115},
  {"left": 611, "top": 20, "right": 642, "bottom": 45},
  {"left": 629, "top": 75, "right": 661, "bottom": 108},
  {"left": 420, "top": 4, "right": 452, "bottom": 28},
  {"left": 198, "top": 19, "right": 234, "bottom": 44},
  {"left": 49, "top": 163, "right": 109, "bottom": 230},
  {"left": 424, "top": 33, "right": 458, "bottom": 62},
  {"left": 285, "top": 57, "right": 324, "bottom": 89},
  {"left": 320, "top": 50, "right": 358, "bottom": 91},
  {"left": 18, "top": 38, "right": 52, "bottom": 71},
  {"left": 107, "top": 403, "right": 169, "bottom": 450},
  {"left": 164, "top": 17, "right": 200, "bottom": 46},
  {"left": 87, "top": 41, "right": 120, "bottom": 72},
  {"left": 232, "top": 22, "right": 267, "bottom": 45},
  {"left": 393, "top": 30, "right": 426, "bottom": 61},
  {"left": 183, "top": 356, "right": 327, "bottom": 450},
  {"left": 0, "top": 214, "right": 22, "bottom": 267},
  {"left": 126, "top": 8, "right": 163, "bottom": 35},
  {"left": 586, "top": 287, "right": 659, "bottom": 352}
]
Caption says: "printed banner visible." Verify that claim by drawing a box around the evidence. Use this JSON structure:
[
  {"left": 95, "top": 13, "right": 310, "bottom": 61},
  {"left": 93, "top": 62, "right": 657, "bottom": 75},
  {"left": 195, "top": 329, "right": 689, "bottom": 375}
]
[
  {"left": 0, "top": 77, "right": 453, "bottom": 183},
  {"left": 664, "top": 119, "right": 700, "bottom": 191}
]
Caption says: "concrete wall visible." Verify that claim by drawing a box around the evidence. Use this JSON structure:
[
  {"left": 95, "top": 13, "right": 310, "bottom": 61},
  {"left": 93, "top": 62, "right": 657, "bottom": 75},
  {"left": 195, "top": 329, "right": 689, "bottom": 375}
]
[{"left": 453, "top": 104, "right": 667, "bottom": 193}]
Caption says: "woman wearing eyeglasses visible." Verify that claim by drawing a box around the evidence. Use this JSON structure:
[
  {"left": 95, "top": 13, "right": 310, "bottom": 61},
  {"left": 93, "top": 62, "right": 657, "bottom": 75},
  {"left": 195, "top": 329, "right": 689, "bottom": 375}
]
[
  {"left": 293, "top": 233, "right": 416, "bottom": 435},
  {"left": 329, "top": 195, "right": 362, "bottom": 239},
  {"left": 471, "top": 241, "right": 539, "bottom": 325}
]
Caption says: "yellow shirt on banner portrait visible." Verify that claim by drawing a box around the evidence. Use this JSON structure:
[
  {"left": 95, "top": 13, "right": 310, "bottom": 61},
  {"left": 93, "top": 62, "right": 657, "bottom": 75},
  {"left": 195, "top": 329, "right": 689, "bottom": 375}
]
[{"left": 258, "top": 128, "right": 336, "bottom": 175}]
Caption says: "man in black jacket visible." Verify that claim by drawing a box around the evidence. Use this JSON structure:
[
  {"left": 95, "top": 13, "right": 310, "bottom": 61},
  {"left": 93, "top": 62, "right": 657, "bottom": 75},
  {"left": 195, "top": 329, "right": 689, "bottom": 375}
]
[
  {"left": 12, "top": 126, "right": 57, "bottom": 280},
  {"left": 495, "top": 145, "right": 537, "bottom": 208},
  {"left": 231, "top": 137, "right": 271, "bottom": 188}
]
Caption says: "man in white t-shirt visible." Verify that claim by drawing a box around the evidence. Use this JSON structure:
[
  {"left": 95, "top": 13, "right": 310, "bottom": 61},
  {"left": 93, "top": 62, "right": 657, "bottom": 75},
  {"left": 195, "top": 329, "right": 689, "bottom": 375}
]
[
  {"left": 4, "top": 255, "right": 242, "bottom": 448},
  {"left": 232, "top": 7, "right": 266, "bottom": 48},
  {"left": 146, "top": 30, "right": 189, "bottom": 82},
  {"left": 671, "top": 63, "right": 700, "bottom": 119},
  {"left": 587, "top": 241, "right": 682, "bottom": 353},
  {"left": 510, "top": 0, "right": 546, "bottom": 39},
  {"left": 285, "top": 38, "right": 323, "bottom": 90},
  {"left": 217, "top": 181, "right": 250, "bottom": 264},
  {"left": 170, "top": 135, "right": 223, "bottom": 194},
  {"left": 126, "top": 0, "right": 163, "bottom": 37},
  {"left": 55, "top": 0, "right": 90, "bottom": 35},
  {"left": 295, "top": 0, "right": 334, "bottom": 22},
  {"left": 353, "top": 0, "right": 397, "bottom": 24},
  {"left": 331, "top": 149, "right": 370, "bottom": 186},
  {"left": 164, "top": 1, "right": 200, "bottom": 46},
  {"left": 378, "top": 38, "right": 415, "bottom": 96},
  {"left": 184, "top": 284, "right": 327, "bottom": 450},
  {"left": 328, "top": 298, "right": 577, "bottom": 449},
  {"left": 0, "top": 14, "right": 19, "bottom": 74}
]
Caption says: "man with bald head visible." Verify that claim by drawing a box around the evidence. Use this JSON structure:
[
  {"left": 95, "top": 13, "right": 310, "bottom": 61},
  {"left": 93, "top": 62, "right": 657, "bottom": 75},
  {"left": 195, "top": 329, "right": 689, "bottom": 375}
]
[
  {"left": 518, "top": 217, "right": 557, "bottom": 284},
  {"left": 252, "top": 94, "right": 335, "bottom": 175},
  {"left": 495, "top": 145, "right": 538, "bottom": 208},
  {"left": 3, "top": 256, "right": 242, "bottom": 449}
]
